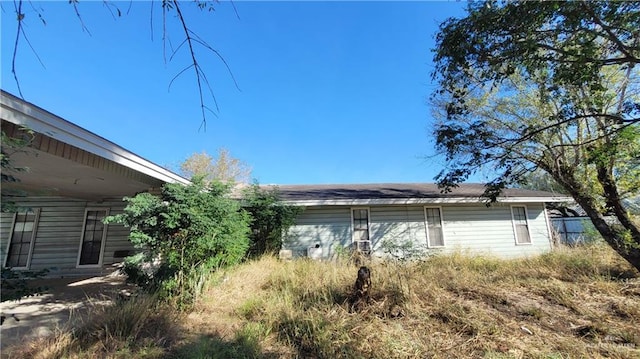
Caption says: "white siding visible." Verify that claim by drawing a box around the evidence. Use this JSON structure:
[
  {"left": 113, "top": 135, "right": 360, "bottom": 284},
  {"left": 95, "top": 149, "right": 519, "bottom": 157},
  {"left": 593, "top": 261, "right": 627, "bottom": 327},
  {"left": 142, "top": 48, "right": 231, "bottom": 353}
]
[
  {"left": 369, "top": 206, "right": 427, "bottom": 255},
  {"left": 437, "top": 203, "right": 551, "bottom": 257},
  {"left": 283, "top": 206, "right": 351, "bottom": 258},
  {"left": 0, "top": 197, "right": 134, "bottom": 276},
  {"left": 285, "top": 203, "right": 552, "bottom": 259}
]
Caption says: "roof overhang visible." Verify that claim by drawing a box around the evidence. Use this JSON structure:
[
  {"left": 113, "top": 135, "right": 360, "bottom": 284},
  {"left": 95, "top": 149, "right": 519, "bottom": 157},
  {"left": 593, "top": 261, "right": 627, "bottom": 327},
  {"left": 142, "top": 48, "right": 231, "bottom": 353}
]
[
  {"left": 1, "top": 91, "right": 189, "bottom": 200},
  {"left": 269, "top": 183, "right": 573, "bottom": 206},
  {"left": 282, "top": 196, "right": 572, "bottom": 206}
]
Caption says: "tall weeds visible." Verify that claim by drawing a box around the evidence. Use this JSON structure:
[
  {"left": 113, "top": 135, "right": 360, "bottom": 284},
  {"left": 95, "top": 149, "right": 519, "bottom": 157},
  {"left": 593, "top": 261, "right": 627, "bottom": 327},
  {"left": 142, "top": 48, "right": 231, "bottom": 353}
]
[{"left": 11, "top": 244, "right": 640, "bottom": 358}]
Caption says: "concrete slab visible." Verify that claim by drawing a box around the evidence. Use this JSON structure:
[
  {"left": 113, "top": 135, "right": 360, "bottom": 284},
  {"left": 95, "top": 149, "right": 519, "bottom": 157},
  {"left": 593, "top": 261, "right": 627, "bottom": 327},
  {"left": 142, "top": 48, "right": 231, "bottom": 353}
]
[{"left": 0, "top": 272, "right": 132, "bottom": 354}]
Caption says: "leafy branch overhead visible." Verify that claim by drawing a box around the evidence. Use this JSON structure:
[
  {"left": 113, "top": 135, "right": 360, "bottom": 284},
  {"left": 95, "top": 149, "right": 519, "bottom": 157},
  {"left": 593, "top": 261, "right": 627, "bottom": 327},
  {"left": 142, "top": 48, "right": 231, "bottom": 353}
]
[
  {"left": 431, "top": 1, "right": 640, "bottom": 271},
  {"left": 9, "top": 0, "right": 239, "bottom": 130}
]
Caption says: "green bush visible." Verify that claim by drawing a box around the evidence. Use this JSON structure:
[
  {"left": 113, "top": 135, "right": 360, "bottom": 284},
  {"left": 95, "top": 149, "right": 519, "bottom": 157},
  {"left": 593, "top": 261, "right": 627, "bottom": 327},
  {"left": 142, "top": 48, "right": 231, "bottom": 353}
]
[
  {"left": 107, "top": 178, "right": 251, "bottom": 308},
  {"left": 243, "top": 184, "right": 302, "bottom": 257}
]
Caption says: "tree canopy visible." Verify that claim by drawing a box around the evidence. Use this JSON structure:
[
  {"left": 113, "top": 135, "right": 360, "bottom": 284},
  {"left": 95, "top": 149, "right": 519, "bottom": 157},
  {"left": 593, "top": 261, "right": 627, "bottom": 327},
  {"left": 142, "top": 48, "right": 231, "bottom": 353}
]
[
  {"left": 179, "top": 148, "right": 252, "bottom": 184},
  {"left": 431, "top": 0, "right": 640, "bottom": 271}
]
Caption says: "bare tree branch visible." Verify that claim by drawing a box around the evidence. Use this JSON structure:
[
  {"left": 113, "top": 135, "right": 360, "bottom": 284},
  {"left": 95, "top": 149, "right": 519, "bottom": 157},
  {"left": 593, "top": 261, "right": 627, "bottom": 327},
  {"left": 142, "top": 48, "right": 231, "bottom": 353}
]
[
  {"left": 69, "top": 0, "right": 91, "bottom": 35},
  {"left": 11, "top": 0, "right": 46, "bottom": 98}
]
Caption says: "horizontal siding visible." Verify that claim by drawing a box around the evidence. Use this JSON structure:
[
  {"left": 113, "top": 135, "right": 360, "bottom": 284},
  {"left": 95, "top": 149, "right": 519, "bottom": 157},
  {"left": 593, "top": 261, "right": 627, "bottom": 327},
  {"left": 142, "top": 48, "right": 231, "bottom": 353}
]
[
  {"left": 370, "top": 206, "right": 426, "bottom": 255},
  {"left": 0, "top": 197, "right": 135, "bottom": 276},
  {"left": 438, "top": 203, "right": 551, "bottom": 258},
  {"left": 286, "top": 203, "right": 552, "bottom": 260},
  {"left": 284, "top": 206, "right": 351, "bottom": 258}
]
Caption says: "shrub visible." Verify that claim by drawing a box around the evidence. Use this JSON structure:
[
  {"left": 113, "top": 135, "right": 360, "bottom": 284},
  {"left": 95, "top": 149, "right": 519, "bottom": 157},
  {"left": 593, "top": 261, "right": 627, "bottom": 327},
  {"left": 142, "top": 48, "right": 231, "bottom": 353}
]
[
  {"left": 106, "top": 177, "right": 251, "bottom": 308},
  {"left": 242, "top": 184, "right": 302, "bottom": 257}
]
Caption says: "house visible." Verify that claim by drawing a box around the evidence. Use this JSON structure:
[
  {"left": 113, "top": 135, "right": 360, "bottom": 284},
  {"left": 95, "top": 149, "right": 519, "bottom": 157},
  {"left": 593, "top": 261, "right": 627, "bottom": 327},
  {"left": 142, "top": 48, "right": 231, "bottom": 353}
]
[
  {"left": 0, "top": 91, "right": 190, "bottom": 276},
  {"left": 276, "top": 183, "right": 570, "bottom": 259},
  {"left": 1, "top": 91, "right": 571, "bottom": 277}
]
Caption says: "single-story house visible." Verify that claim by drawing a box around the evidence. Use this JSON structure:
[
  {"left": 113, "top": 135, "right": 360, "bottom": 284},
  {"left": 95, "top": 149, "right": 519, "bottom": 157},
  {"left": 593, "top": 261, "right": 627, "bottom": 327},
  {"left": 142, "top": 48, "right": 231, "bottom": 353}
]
[
  {"left": 0, "top": 90, "right": 190, "bottom": 276},
  {"left": 276, "top": 184, "right": 570, "bottom": 260},
  {"left": 1, "top": 91, "right": 571, "bottom": 276}
]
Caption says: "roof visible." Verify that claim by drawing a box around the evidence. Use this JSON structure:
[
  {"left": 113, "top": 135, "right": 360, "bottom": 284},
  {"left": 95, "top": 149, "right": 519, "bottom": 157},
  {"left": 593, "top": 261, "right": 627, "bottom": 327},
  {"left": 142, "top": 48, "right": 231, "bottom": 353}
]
[
  {"left": 1, "top": 91, "right": 190, "bottom": 200},
  {"left": 271, "top": 183, "right": 571, "bottom": 206},
  {"left": 1, "top": 90, "right": 190, "bottom": 186}
]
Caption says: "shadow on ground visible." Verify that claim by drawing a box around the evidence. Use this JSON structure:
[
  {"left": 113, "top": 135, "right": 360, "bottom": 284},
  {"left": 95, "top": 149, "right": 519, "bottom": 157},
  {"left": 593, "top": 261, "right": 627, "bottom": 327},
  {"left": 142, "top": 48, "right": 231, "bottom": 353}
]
[
  {"left": 166, "top": 333, "right": 282, "bottom": 359},
  {"left": 0, "top": 272, "right": 131, "bottom": 354}
]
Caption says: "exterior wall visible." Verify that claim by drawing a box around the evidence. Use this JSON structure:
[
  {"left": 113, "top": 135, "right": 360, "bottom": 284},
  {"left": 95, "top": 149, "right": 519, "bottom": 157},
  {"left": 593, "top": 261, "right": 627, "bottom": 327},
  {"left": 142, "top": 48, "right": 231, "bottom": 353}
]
[
  {"left": 283, "top": 202, "right": 552, "bottom": 259},
  {"left": 434, "top": 203, "right": 552, "bottom": 258},
  {"left": 284, "top": 206, "right": 352, "bottom": 258},
  {"left": 1, "top": 197, "right": 134, "bottom": 276}
]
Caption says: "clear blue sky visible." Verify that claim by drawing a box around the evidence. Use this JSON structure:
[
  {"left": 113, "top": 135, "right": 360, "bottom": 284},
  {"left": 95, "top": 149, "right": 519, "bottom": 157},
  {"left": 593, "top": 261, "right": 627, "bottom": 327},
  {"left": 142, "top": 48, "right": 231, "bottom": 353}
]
[{"left": 1, "top": 1, "right": 474, "bottom": 184}]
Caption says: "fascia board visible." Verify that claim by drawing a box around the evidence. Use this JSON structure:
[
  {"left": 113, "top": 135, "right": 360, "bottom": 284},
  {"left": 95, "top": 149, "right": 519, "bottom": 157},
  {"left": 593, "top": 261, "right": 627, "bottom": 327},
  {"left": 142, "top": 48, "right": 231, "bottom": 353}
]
[
  {"left": 282, "top": 196, "right": 572, "bottom": 206},
  {"left": 1, "top": 93, "right": 190, "bottom": 185}
]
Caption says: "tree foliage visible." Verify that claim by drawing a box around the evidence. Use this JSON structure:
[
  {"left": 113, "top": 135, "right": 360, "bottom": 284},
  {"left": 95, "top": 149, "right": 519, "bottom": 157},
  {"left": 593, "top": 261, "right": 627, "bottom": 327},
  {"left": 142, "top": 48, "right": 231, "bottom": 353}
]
[
  {"left": 432, "top": 1, "right": 640, "bottom": 271},
  {"left": 1, "top": 125, "right": 34, "bottom": 212},
  {"left": 106, "top": 178, "right": 251, "bottom": 307},
  {"left": 242, "top": 184, "right": 302, "bottom": 257},
  {"left": 179, "top": 148, "right": 252, "bottom": 184}
]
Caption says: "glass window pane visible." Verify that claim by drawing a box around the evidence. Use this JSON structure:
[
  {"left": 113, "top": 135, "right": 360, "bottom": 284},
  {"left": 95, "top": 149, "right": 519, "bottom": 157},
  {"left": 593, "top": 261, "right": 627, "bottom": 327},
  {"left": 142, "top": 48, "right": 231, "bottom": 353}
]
[
  {"left": 429, "top": 228, "right": 444, "bottom": 246},
  {"left": 79, "top": 210, "right": 108, "bottom": 265},
  {"left": 7, "top": 210, "right": 38, "bottom": 268},
  {"left": 516, "top": 225, "right": 531, "bottom": 244}
]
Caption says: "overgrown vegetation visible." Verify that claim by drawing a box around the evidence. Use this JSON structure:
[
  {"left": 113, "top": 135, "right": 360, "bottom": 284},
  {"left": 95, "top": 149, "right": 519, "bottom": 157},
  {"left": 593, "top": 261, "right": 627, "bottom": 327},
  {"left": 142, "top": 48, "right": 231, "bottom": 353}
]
[
  {"left": 104, "top": 179, "right": 299, "bottom": 309},
  {"left": 105, "top": 178, "right": 252, "bottom": 309},
  {"left": 243, "top": 184, "right": 302, "bottom": 258},
  {"left": 431, "top": 0, "right": 640, "bottom": 271},
  {"left": 1, "top": 125, "right": 34, "bottom": 212},
  {"left": 8, "top": 244, "right": 639, "bottom": 358}
]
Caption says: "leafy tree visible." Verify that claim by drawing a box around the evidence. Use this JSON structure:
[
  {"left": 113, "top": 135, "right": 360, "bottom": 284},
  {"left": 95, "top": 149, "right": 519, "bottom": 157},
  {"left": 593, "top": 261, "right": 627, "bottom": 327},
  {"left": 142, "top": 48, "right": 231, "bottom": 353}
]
[
  {"left": 242, "top": 184, "right": 302, "bottom": 257},
  {"left": 432, "top": 1, "right": 640, "bottom": 271},
  {"left": 106, "top": 178, "right": 251, "bottom": 308},
  {"left": 179, "top": 148, "right": 252, "bottom": 184}
]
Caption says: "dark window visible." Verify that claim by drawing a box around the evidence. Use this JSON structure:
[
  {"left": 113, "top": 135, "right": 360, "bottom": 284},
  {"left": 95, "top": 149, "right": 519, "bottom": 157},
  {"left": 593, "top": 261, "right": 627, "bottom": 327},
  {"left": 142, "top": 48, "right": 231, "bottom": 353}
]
[
  {"left": 6, "top": 210, "right": 39, "bottom": 268},
  {"left": 79, "top": 209, "right": 108, "bottom": 266}
]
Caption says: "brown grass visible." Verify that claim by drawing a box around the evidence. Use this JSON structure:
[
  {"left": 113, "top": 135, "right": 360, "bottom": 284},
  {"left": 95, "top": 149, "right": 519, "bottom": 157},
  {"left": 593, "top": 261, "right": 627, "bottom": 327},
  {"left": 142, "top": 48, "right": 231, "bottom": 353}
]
[
  {"left": 179, "top": 245, "right": 639, "bottom": 358},
  {"left": 10, "top": 244, "right": 640, "bottom": 358}
]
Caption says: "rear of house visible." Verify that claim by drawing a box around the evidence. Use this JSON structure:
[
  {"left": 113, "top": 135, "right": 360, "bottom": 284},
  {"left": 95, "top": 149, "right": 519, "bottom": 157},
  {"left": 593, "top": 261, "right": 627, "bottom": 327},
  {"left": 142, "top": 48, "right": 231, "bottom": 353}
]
[
  {"left": 277, "top": 184, "right": 569, "bottom": 260},
  {"left": 1, "top": 91, "right": 189, "bottom": 276}
]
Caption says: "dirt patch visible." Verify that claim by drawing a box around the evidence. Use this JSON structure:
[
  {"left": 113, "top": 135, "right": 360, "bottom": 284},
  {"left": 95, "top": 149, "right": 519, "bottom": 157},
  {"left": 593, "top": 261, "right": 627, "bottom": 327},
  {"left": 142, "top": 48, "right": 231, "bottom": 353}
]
[{"left": 0, "top": 272, "right": 132, "bottom": 354}]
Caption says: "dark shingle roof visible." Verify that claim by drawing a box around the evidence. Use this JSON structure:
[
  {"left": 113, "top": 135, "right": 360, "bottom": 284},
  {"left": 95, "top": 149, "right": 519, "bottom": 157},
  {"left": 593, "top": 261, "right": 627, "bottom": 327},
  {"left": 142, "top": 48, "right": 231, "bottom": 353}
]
[{"left": 269, "top": 183, "right": 568, "bottom": 203}]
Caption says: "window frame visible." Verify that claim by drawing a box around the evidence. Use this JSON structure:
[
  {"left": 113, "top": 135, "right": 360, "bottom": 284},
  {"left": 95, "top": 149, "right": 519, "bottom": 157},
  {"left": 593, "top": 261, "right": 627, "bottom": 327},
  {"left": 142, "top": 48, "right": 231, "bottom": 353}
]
[
  {"left": 76, "top": 208, "right": 110, "bottom": 268},
  {"left": 350, "top": 207, "right": 372, "bottom": 254},
  {"left": 4, "top": 209, "right": 41, "bottom": 270},
  {"left": 424, "top": 206, "right": 446, "bottom": 248},
  {"left": 511, "top": 205, "right": 532, "bottom": 245}
]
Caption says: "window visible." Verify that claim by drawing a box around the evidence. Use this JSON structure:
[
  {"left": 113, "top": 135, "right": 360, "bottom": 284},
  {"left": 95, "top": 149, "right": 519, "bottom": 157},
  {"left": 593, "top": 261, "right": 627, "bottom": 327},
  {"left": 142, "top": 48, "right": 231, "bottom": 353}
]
[
  {"left": 511, "top": 206, "right": 531, "bottom": 245},
  {"left": 351, "top": 208, "right": 371, "bottom": 254},
  {"left": 77, "top": 209, "right": 109, "bottom": 267},
  {"left": 424, "top": 207, "right": 445, "bottom": 247},
  {"left": 5, "top": 209, "right": 40, "bottom": 269}
]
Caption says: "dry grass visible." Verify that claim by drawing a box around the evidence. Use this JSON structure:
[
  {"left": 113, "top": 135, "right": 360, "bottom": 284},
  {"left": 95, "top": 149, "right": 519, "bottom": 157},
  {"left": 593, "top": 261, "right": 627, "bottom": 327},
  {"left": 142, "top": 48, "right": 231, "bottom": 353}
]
[
  {"left": 178, "top": 245, "right": 639, "bottom": 358},
  {"left": 6, "top": 294, "right": 176, "bottom": 359},
  {"left": 11, "top": 244, "right": 640, "bottom": 358}
]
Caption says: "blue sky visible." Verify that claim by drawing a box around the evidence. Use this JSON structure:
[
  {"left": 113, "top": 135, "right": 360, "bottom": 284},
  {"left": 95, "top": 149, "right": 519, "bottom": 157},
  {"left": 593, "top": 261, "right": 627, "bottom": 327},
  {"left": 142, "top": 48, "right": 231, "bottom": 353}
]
[{"left": 1, "top": 1, "right": 472, "bottom": 184}]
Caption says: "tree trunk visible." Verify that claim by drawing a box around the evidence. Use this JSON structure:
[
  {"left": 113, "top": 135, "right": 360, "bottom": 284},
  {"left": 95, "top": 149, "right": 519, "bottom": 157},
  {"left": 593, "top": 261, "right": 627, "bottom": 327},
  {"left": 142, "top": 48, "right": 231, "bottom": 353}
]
[
  {"left": 545, "top": 161, "right": 640, "bottom": 273},
  {"left": 568, "top": 187, "right": 640, "bottom": 273},
  {"left": 350, "top": 266, "right": 371, "bottom": 312}
]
